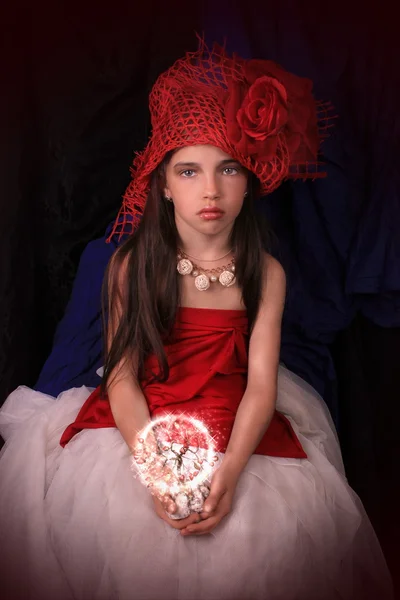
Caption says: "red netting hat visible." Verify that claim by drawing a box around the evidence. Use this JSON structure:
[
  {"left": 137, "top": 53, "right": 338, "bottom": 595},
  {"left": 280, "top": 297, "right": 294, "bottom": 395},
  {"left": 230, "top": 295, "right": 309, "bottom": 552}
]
[{"left": 109, "top": 40, "right": 333, "bottom": 241}]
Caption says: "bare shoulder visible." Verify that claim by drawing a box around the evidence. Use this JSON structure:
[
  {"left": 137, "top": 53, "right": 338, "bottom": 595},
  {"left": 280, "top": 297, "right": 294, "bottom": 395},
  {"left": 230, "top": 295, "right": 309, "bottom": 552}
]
[
  {"left": 246, "top": 253, "right": 285, "bottom": 387},
  {"left": 249, "top": 253, "right": 286, "bottom": 328},
  {"left": 262, "top": 253, "right": 286, "bottom": 298}
]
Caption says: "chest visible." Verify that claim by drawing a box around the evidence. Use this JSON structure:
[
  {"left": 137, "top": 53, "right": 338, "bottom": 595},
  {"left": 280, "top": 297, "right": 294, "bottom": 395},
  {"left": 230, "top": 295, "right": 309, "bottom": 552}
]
[{"left": 179, "top": 274, "right": 245, "bottom": 310}]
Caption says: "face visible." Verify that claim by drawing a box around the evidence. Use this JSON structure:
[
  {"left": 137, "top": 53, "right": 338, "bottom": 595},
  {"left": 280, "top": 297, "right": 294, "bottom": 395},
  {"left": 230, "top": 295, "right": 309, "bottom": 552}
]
[{"left": 163, "top": 145, "right": 248, "bottom": 239}]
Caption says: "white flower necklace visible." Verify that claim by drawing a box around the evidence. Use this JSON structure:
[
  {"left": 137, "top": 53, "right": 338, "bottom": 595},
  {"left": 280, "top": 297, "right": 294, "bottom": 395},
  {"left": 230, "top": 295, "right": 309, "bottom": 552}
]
[{"left": 177, "top": 248, "right": 236, "bottom": 292}]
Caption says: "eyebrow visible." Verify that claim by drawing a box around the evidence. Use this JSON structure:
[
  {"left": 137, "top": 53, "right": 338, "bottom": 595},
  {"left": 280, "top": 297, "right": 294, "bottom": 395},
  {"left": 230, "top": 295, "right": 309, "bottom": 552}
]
[{"left": 172, "top": 159, "right": 241, "bottom": 169}]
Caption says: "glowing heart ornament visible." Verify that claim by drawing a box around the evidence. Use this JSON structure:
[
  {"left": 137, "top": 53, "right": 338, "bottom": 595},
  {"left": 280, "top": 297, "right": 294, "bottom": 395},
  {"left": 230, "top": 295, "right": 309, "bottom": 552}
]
[{"left": 131, "top": 414, "right": 220, "bottom": 519}]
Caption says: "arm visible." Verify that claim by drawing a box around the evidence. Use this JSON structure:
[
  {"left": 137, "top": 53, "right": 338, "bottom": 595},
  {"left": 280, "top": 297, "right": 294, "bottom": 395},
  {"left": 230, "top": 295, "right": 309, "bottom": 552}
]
[
  {"left": 105, "top": 250, "right": 155, "bottom": 454},
  {"left": 222, "top": 254, "right": 286, "bottom": 477},
  {"left": 181, "top": 255, "right": 286, "bottom": 536},
  {"left": 108, "top": 363, "right": 154, "bottom": 453},
  {"left": 106, "top": 251, "right": 201, "bottom": 529}
]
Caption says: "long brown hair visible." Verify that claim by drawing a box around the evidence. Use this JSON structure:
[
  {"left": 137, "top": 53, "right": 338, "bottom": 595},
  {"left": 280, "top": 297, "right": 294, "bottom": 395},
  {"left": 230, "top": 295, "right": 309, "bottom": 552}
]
[{"left": 101, "top": 152, "right": 269, "bottom": 392}]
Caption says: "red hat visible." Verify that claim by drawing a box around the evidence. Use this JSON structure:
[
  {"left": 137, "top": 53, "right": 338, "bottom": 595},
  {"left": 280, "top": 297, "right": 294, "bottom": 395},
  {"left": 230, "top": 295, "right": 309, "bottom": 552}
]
[{"left": 109, "top": 40, "right": 333, "bottom": 241}]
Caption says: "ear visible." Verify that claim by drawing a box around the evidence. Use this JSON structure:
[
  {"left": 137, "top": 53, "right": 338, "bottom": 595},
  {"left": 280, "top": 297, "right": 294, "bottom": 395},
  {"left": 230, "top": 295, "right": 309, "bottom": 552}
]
[{"left": 163, "top": 185, "right": 171, "bottom": 198}]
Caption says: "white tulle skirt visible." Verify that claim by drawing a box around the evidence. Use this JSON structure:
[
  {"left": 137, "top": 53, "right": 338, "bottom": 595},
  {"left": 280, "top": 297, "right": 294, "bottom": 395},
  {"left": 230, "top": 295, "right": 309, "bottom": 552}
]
[{"left": 0, "top": 366, "right": 393, "bottom": 600}]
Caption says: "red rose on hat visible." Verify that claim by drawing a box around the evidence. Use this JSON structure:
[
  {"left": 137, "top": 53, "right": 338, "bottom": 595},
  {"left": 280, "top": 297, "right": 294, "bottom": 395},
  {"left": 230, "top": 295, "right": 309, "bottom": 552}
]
[
  {"left": 225, "top": 57, "right": 318, "bottom": 162},
  {"left": 225, "top": 75, "right": 289, "bottom": 160}
]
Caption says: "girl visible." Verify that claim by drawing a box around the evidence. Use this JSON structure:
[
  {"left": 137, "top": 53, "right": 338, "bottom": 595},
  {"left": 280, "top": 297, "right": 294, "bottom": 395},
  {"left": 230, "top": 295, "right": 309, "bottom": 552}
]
[{"left": 0, "top": 43, "right": 393, "bottom": 600}]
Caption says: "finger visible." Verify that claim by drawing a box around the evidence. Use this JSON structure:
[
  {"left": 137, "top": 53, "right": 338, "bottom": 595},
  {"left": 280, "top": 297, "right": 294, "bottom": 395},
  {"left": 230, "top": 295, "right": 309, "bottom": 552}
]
[
  {"left": 200, "top": 500, "right": 221, "bottom": 519},
  {"left": 202, "top": 489, "right": 226, "bottom": 516},
  {"left": 154, "top": 492, "right": 176, "bottom": 514},
  {"left": 200, "top": 509, "right": 214, "bottom": 520},
  {"left": 164, "top": 498, "right": 177, "bottom": 515},
  {"left": 166, "top": 516, "right": 201, "bottom": 530},
  {"left": 161, "top": 510, "right": 201, "bottom": 530},
  {"left": 203, "top": 485, "right": 231, "bottom": 518},
  {"left": 153, "top": 497, "right": 177, "bottom": 521},
  {"left": 187, "top": 529, "right": 217, "bottom": 536},
  {"left": 180, "top": 517, "right": 219, "bottom": 536},
  {"left": 182, "top": 513, "right": 223, "bottom": 533},
  {"left": 152, "top": 497, "right": 202, "bottom": 529},
  {"left": 182, "top": 503, "right": 231, "bottom": 535},
  {"left": 168, "top": 512, "right": 202, "bottom": 529}
]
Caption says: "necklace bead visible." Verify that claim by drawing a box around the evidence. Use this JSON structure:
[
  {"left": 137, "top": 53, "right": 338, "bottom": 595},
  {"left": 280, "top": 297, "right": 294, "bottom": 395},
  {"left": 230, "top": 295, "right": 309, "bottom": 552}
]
[
  {"left": 194, "top": 274, "right": 210, "bottom": 291},
  {"left": 177, "top": 258, "right": 193, "bottom": 275},
  {"left": 177, "top": 250, "right": 236, "bottom": 292},
  {"left": 219, "top": 271, "right": 236, "bottom": 287}
]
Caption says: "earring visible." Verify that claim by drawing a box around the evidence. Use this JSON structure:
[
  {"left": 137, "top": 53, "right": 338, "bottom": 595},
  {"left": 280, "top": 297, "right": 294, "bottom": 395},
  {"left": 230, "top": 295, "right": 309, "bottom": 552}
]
[
  {"left": 244, "top": 191, "right": 248, "bottom": 197},
  {"left": 165, "top": 195, "right": 173, "bottom": 202}
]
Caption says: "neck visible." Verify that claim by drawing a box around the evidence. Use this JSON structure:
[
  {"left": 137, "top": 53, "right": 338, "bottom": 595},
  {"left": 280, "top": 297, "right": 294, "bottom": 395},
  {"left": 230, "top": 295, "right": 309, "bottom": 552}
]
[{"left": 176, "top": 222, "right": 233, "bottom": 262}]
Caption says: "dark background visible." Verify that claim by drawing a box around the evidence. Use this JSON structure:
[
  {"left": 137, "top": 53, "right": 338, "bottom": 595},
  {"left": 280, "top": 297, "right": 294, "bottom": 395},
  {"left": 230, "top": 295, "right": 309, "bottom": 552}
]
[{"left": 1, "top": 0, "right": 399, "bottom": 594}]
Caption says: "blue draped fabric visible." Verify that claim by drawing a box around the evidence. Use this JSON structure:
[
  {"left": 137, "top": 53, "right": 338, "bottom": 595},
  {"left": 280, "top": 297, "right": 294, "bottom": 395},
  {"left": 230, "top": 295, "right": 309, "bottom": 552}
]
[{"left": 35, "top": 226, "right": 118, "bottom": 395}]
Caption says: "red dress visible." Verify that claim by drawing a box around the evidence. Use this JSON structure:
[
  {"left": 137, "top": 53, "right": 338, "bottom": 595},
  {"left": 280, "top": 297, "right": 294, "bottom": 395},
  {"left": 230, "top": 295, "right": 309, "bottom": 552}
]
[{"left": 60, "top": 307, "right": 306, "bottom": 458}]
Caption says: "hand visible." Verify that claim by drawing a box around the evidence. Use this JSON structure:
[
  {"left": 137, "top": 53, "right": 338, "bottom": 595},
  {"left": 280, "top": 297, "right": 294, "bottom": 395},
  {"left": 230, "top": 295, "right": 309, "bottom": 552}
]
[
  {"left": 152, "top": 496, "right": 203, "bottom": 530},
  {"left": 133, "top": 445, "right": 179, "bottom": 509},
  {"left": 179, "top": 464, "right": 239, "bottom": 536}
]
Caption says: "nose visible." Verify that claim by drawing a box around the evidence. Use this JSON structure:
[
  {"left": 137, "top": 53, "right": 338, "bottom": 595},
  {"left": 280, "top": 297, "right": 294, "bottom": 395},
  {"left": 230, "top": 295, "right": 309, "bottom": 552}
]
[{"left": 203, "top": 172, "right": 220, "bottom": 201}]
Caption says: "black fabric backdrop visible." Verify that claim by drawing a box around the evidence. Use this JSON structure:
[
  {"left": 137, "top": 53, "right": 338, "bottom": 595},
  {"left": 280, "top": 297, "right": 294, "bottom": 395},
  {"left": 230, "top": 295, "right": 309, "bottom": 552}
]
[
  {"left": 1, "top": 1, "right": 202, "bottom": 399},
  {"left": 1, "top": 1, "right": 399, "bottom": 589}
]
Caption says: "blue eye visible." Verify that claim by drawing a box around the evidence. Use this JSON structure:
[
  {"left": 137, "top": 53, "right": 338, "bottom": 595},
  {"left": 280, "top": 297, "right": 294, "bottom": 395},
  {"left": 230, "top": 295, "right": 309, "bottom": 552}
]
[
  {"left": 180, "top": 170, "right": 196, "bottom": 177},
  {"left": 223, "top": 167, "right": 239, "bottom": 175}
]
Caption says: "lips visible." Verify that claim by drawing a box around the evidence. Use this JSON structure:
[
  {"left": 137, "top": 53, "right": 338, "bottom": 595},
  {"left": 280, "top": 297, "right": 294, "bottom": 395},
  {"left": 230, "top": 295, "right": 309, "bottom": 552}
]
[
  {"left": 198, "top": 207, "right": 225, "bottom": 221},
  {"left": 198, "top": 207, "right": 224, "bottom": 215}
]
